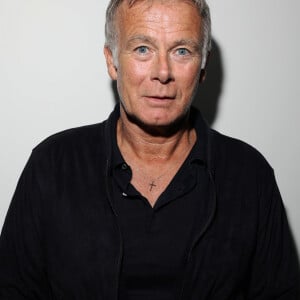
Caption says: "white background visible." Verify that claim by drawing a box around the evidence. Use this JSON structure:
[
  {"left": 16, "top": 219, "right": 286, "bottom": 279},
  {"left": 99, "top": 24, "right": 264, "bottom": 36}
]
[{"left": 0, "top": 0, "right": 299, "bottom": 256}]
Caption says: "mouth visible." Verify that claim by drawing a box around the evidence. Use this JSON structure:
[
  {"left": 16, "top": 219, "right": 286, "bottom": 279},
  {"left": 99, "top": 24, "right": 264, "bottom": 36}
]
[{"left": 144, "top": 95, "right": 175, "bottom": 101}]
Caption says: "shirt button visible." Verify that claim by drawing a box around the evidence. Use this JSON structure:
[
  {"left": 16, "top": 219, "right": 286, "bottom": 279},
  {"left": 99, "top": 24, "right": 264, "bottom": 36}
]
[{"left": 121, "top": 163, "right": 128, "bottom": 170}]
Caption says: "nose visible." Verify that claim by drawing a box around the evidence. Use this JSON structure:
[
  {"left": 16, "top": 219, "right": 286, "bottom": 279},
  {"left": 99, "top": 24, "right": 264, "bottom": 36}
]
[{"left": 151, "top": 53, "right": 174, "bottom": 84}]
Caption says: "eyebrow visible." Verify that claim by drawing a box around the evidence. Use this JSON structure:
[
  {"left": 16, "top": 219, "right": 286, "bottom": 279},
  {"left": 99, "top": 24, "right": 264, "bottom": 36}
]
[
  {"left": 126, "top": 35, "right": 156, "bottom": 46},
  {"left": 172, "top": 39, "right": 201, "bottom": 52},
  {"left": 127, "top": 35, "right": 201, "bottom": 52}
]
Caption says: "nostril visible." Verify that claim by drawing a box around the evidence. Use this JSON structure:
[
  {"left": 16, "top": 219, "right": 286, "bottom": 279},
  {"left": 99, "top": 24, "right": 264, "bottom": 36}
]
[
  {"left": 153, "top": 70, "right": 174, "bottom": 84},
  {"left": 151, "top": 54, "right": 174, "bottom": 84}
]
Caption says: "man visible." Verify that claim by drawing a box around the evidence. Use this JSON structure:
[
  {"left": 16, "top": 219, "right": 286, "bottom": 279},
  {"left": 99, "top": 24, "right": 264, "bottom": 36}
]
[{"left": 0, "top": 0, "right": 299, "bottom": 299}]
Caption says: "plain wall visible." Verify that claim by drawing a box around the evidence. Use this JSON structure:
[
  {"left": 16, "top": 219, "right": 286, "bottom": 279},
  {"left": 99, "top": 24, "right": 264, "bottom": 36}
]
[{"left": 1, "top": 0, "right": 299, "bottom": 256}]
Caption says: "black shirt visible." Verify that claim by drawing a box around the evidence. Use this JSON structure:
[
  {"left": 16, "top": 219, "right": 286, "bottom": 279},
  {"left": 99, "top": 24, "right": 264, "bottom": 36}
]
[
  {"left": 0, "top": 105, "right": 299, "bottom": 299},
  {"left": 111, "top": 125, "right": 211, "bottom": 299}
]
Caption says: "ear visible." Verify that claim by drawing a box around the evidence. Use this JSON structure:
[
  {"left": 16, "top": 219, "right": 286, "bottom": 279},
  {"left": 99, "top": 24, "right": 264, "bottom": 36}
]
[
  {"left": 104, "top": 46, "right": 118, "bottom": 80},
  {"left": 199, "top": 51, "right": 211, "bottom": 83}
]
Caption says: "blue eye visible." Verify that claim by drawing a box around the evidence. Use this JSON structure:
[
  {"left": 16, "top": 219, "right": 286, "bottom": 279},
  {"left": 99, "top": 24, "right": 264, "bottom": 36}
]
[
  {"left": 177, "top": 48, "right": 189, "bottom": 56},
  {"left": 136, "top": 46, "right": 149, "bottom": 54}
]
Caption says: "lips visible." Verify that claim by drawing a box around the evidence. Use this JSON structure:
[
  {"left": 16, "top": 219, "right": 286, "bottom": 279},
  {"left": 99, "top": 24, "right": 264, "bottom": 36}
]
[{"left": 144, "top": 95, "right": 175, "bottom": 100}]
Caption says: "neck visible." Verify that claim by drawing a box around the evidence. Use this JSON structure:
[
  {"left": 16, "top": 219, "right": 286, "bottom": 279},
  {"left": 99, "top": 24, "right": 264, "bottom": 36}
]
[{"left": 117, "top": 107, "right": 196, "bottom": 163}]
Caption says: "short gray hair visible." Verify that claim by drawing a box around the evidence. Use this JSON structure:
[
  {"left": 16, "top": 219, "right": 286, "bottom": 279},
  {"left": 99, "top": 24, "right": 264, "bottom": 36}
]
[{"left": 105, "top": 0, "right": 211, "bottom": 69}]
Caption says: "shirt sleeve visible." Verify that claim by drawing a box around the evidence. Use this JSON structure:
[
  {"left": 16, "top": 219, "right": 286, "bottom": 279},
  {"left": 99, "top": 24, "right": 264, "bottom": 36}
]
[
  {"left": 0, "top": 153, "right": 51, "bottom": 299},
  {"left": 245, "top": 169, "right": 300, "bottom": 299}
]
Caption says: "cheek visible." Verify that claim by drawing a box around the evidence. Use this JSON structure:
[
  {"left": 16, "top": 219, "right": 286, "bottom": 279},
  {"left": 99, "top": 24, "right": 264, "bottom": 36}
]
[
  {"left": 119, "top": 58, "right": 149, "bottom": 86},
  {"left": 176, "top": 64, "right": 201, "bottom": 93},
  {"left": 117, "top": 59, "right": 150, "bottom": 106}
]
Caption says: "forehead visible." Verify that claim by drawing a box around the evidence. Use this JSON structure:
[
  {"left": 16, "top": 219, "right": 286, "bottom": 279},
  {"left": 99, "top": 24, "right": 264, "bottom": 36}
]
[{"left": 115, "top": 0, "right": 202, "bottom": 40}]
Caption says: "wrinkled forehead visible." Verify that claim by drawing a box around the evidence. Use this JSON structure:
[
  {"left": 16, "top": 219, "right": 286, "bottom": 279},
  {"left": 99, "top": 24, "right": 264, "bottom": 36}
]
[
  {"left": 114, "top": 0, "right": 202, "bottom": 39},
  {"left": 114, "top": 0, "right": 201, "bottom": 29},
  {"left": 115, "top": 0, "right": 200, "bottom": 18},
  {"left": 110, "top": 0, "right": 204, "bottom": 57}
]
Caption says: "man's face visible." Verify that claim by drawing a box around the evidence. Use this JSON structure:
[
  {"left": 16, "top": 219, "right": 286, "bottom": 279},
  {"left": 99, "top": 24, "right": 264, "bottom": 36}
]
[{"left": 105, "top": 0, "right": 204, "bottom": 128}]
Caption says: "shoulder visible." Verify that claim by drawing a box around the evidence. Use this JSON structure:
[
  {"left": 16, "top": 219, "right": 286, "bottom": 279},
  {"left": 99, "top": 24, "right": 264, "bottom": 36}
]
[
  {"left": 30, "top": 106, "right": 120, "bottom": 160},
  {"left": 210, "top": 128, "right": 274, "bottom": 178},
  {"left": 30, "top": 121, "right": 107, "bottom": 165},
  {"left": 35, "top": 122, "right": 104, "bottom": 149},
  {"left": 212, "top": 129, "right": 267, "bottom": 161},
  {"left": 191, "top": 107, "right": 271, "bottom": 173}
]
